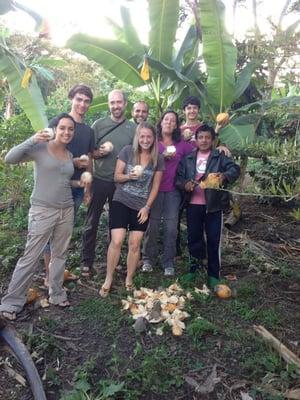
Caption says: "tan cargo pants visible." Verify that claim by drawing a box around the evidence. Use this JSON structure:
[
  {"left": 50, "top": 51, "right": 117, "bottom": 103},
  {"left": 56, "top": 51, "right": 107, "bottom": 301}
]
[{"left": 0, "top": 205, "right": 74, "bottom": 313}]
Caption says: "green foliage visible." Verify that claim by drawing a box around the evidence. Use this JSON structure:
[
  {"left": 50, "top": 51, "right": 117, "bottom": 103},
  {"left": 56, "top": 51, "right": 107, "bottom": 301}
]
[
  {"left": 289, "top": 208, "right": 300, "bottom": 221},
  {"left": 126, "top": 344, "right": 184, "bottom": 394},
  {"left": 187, "top": 317, "right": 218, "bottom": 346},
  {"left": 0, "top": 32, "right": 48, "bottom": 130},
  {"left": 199, "top": 0, "right": 237, "bottom": 111},
  {"left": 248, "top": 148, "right": 300, "bottom": 203}
]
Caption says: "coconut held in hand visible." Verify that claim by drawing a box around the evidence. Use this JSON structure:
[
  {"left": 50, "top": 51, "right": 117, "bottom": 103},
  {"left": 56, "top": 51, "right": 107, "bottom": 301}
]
[
  {"left": 80, "top": 171, "right": 93, "bottom": 186},
  {"left": 131, "top": 165, "right": 144, "bottom": 177},
  {"left": 80, "top": 154, "right": 89, "bottom": 162},
  {"left": 43, "top": 128, "right": 55, "bottom": 140},
  {"left": 183, "top": 129, "right": 193, "bottom": 141},
  {"left": 166, "top": 145, "right": 176, "bottom": 156},
  {"left": 100, "top": 141, "right": 114, "bottom": 153}
]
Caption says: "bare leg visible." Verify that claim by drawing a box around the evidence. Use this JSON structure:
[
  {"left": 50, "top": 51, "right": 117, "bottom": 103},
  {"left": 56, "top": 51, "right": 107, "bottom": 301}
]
[
  {"left": 126, "top": 231, "right": 144, "bottom": 287},
  {"left": 101, "top": 228, "right": 126, "bottom": 293}
]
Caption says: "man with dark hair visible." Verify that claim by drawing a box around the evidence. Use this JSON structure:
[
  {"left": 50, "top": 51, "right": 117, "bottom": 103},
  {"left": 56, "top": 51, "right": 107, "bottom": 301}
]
[
  {"left": 176, "top": 124, "right": 240, "bottom": 288},
  {"left": 81, "top": 89, "right": 136, "bottom": 277},
  {"left": 44, "top": 84, "right": 94, "bottom": 286},
  {"left": 68, "top": 84, "right": 93, "bottom": 103},
  {"left": 131, "top": 101, "right": 149, "bottom": 124},
  {"left": 180, "top": 95, "right": 203, "bottom": 141}
]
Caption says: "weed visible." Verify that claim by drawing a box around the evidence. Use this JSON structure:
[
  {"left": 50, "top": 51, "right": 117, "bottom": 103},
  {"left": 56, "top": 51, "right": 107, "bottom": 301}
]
[
  {"left": 241, "top": 339, "right": 285, "bottom": 379},
  {"left": 187, "top": 317, "right": 218, "bottom": 349},
  {"left": 25, "top": 332, "right": 63, "bottom": 357},
  {"left": 126, "top": 344, "right": 184, "bottom": 394},
  {"left": 289, "top": 208, "right": 300, "bottom": 221}
]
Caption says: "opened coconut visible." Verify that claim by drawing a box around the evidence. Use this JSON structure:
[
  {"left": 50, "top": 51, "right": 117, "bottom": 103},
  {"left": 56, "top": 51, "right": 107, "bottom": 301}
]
[
  {"left": 183, "top": 129, "right": 193, "bottom": 141},
  {"left": 101, "top": 141, "right": 114, "bottom": 153},
  {"left": 166, "top": 145, "right": 176, "bottom": 156},
  {"left": 80, "top": 171, "right": 93, "bottom": 186},
  {"left": 43, "top": 128, "right": 55, "bottom": 140},
  {"left": 132, "top": 165, "right": 144, "bottom": 177}
]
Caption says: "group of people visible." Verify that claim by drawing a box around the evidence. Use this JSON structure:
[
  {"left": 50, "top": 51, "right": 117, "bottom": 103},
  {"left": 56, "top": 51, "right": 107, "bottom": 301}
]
[{"left": 0, "top": 85, "right": 240, "bottom": 320}]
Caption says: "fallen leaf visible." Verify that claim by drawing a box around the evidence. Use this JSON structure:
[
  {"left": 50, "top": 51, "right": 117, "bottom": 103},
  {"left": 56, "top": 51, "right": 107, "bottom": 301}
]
[{"left": 240, "top": 391, "right": 254, "bottom": 400}]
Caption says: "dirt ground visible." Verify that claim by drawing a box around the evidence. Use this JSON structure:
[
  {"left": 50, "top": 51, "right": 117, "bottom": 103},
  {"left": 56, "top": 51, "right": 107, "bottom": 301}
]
[{"left": 0, "top": 197, "right": 299, "bottom": 400}]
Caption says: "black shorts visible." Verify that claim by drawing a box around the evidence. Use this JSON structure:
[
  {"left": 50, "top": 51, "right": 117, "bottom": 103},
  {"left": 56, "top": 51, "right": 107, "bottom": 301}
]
[{"left": 110, "top": 201, "right": 149, "bottom": 232}]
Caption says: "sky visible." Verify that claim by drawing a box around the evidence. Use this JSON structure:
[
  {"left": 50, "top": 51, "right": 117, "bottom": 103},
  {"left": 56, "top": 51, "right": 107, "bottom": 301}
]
[{"left": 1, "top": 0, "right": 298, "bottom": 46}]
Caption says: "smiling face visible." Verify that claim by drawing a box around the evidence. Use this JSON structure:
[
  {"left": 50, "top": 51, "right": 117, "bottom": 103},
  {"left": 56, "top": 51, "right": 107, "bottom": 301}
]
[
  {"left": 196, "top": 131, "right": 214, "bottom": 152},
  {"left": 184, "top": 104, "right": 200, "bottom": 123},
  {"left": 160, "top": 112, "right": 177, "bottom": 135},
  {"left": 54, "top": 118, "right": 75, "bottom": 145},
  {"left": 132, "top": 102, "right": 149, "bottom": 124},
  {"left": 108, "top": 90, "right": 127, "bottom": 121},
  {"left": 70, "top": 92, "right": 92, "bottom": 118},
  {"left": 138, "top": 127, "right": 155, "bottom": 151}
]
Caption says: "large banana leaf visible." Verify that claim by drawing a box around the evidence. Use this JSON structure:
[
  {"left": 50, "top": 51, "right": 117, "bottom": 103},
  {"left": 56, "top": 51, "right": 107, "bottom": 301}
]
[
  {"left": 0, "top": 44, "right": 47, "bottom": 130},
  {"left": 67, "top": 34, "right": 144, "bottom": 87},
  {"left": 120, "top": 6, "right": 144, "bottom": 55},
  {"left": 147, "top": 56, "right": 207, "bottom": 99},
  {"left": 234, "top": 61, "right": 256, "bottom": 101},
  {"left": 173, "top": 25, "right": 199, "bottom": 70},
  {"left": 219, "top": 123, "right": 256, "bottom": 150},
  {"left": 148, "top": 0, "right": 179, "bottom": 64},
  {"left": 199, "top": 0, "right": 237, "bottom": 111}
]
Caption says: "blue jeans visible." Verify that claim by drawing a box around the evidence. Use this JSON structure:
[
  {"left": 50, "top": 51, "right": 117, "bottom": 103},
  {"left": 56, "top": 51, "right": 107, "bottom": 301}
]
[
  {"left": 187, "top": 204, "right": 222, "bottom": 279},
  {"left": 142, "top": 190, "right": 181, "bottom": 270}
]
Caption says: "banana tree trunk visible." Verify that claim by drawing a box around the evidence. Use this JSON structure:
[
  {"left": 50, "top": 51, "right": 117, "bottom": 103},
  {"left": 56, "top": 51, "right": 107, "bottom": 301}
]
[{"left": 4, "top": 94, "right": 14, "bottom": 119}]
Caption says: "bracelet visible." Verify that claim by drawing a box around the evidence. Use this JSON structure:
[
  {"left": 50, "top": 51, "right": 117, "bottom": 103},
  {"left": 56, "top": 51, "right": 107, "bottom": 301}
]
[{"left": 144, "top": 205, "right": 150, "bottom": 212}]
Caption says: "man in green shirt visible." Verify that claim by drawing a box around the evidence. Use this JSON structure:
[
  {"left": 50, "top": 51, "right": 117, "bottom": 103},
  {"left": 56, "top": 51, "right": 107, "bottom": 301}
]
[{"left": 81, "top": 89, "right": 136, "bottom": 276}]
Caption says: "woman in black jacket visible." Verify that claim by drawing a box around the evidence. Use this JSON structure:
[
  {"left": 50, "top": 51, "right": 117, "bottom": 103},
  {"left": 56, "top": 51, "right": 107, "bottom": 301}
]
[{"left": 176, "top": 125, "right": 240, "bottom": 288}]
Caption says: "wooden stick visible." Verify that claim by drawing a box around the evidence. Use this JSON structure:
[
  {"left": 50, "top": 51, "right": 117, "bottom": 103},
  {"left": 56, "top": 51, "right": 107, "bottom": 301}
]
[{"left": 253, "top": 325, "right": 300, "bottom": 373}]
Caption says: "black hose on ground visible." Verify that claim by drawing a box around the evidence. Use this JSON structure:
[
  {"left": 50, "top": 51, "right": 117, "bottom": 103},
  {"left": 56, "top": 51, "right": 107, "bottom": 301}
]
[{"left": 0, "top": 318, "right": 47, "bottom": 400}]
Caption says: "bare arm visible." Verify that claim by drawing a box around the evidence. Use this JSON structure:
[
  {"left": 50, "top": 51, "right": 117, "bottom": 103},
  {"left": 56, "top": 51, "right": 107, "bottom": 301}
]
[
  {"left": 137, "top": 171, "right": 163, "bottom": 224},
  {"left": 114, "top": 159, "right": 138, "bottom": 182},
  {"left": 5, "top": 131, "right": 50, "bottom": 164}
]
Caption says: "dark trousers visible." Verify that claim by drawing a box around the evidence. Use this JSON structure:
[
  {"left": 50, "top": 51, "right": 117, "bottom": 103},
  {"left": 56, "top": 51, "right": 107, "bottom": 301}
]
[
  {"left": 81, "top": 177, "right": 115, "bottom": 267},
  {"left": 186, "top": 204, "right": 222, "bottom": 279}
]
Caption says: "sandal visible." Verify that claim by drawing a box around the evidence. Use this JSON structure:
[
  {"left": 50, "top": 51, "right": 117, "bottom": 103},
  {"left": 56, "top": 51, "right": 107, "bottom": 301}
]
[
  {"left": 125, "top": 283, "right": 136, "bottom": 292},
  {"left": 49, "top": 299, "right": 70, "bottom": 308},
  {"left": 99, "top": 285, "right": 110, "bottom": 298},
  {"left": 0, "top": 311, "right": 17, "bottom": 321},
  {"left": 58, "top": 300, "right": 70, "bottom": 308}
]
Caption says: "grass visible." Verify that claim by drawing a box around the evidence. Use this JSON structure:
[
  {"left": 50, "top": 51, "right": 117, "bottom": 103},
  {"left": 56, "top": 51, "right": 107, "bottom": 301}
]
[{"left": 0, "top": 200, "right": 299, "bottom": 400}]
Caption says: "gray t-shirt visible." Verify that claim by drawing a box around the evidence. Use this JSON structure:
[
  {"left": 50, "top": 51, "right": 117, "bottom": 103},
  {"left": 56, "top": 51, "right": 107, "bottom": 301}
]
[
  {"left": 5, "top": 138, "right": 74, "bottom": 208},
  {"left": 92, "top": 117, "right": 136, "bottom": 182},
  {"left": 49, "top": 118, "right": 94, "bottom": 180},
  {"left": 113, "top": 145, "right": 164, "bottom": 210}
]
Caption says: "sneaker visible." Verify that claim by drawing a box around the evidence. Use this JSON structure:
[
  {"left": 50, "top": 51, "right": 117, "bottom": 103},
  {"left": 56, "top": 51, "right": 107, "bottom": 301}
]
[
  {"left": 164, "top": 267, "right": 175, "bottom": 276},
  {"left": 207, "top": 276, "right": 220, "bottom": 289},
  {"left": 142, "top": 263, "right": 153, "bottom": 272}
]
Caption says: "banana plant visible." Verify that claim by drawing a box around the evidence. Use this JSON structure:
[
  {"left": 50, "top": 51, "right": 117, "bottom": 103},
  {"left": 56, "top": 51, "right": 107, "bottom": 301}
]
[
  {"left": 67, "top": 0, "right": 258, "bottom": 149},
  {"left": 0, "top": 0, "right": 48, "bottom": 130},
  {"left": 67, "top": 0, "right": 201, "bottom": 114}
]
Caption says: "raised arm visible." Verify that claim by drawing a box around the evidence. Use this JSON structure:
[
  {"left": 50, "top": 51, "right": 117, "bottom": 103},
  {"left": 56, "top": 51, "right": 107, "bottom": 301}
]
[{"left": 5, "top": 131, "right": 50, "bottom": 164}]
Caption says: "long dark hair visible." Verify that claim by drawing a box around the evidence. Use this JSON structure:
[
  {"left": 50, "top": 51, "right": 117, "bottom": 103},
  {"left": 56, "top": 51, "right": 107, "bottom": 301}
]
[
  {"left": 49, "top": 113, "right": 76, "bottom": 129},
  {"left": 157, "top": 110, "right": 181, "bottom": 143}
]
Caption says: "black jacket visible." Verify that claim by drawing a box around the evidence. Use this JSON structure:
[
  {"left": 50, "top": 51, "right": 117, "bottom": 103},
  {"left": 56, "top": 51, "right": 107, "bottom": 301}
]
[{"left": 175, "top": 149, "right": 240, "bottom": 213}]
